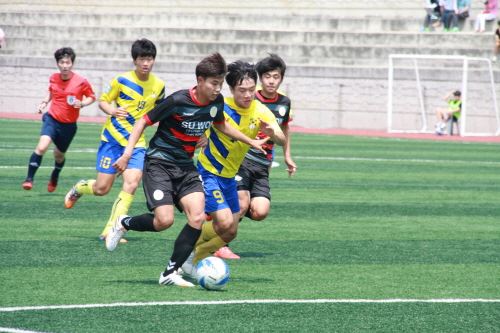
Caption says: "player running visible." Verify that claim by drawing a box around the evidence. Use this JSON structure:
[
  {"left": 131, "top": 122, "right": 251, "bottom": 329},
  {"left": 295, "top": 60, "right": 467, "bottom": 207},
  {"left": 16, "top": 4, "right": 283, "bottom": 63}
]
[
  {"left": 64, "top": 39, "right": 165, "bottom": 244},
  {"left": 215, "top": 53, "right": 297, "bottom": 260},
  {"left": 22, "top": 47, "right": 95, "bottom": 192}
]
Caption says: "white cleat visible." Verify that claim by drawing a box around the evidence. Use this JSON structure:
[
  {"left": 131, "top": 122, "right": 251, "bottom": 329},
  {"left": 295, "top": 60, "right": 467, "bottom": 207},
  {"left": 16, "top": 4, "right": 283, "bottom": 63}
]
[
  {"left": 105, "top": 215, "right": 128, "bottom": 251},
  {"left": 159, "top": 271, "right": 195, "bottom": 287},
  {"left": 181, "top": 251, "right": 197, "bottom": 279}
]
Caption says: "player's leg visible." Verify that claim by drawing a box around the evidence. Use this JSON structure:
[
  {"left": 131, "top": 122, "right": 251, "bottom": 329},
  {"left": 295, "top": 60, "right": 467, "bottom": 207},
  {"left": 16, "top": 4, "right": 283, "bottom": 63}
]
[
  {"left": 245, "top": 170, "right": 271, "bottom": 221},
  {"left": 47, "top": 122, "right": 76, "bottom": 192},
  {"left": 99, "top": 146, "right": 145, "bottom": 237},
  {"left": 23, "top": 113, "right": 55, "bottom": 189},
  {"left": 247, "top": 197, "right": 271, "bottom": 221}
]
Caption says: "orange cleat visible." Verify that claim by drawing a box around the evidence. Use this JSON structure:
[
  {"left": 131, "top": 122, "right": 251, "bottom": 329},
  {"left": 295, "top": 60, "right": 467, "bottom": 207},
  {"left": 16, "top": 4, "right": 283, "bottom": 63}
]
[
  {"left": 22, "top": 180, "right": 33, "bottom": 190},
  {"left": 47, "top": 180, "right": 57, "bottom": 193},
  {"left": 214, "top": 246, "right": 240, "bottom": 260}
]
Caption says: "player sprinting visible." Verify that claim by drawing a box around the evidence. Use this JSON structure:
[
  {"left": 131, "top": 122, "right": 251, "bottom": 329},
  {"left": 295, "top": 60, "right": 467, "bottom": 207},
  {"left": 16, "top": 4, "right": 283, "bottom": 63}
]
[
  {"left": 104, "top": 53, "right": 269, "bottom": 287},
  {"left": 182, "top": 60, "right": 286, "bottom": 273},
  {"left": 22, "top": 47, "right": 95, "bottom": 192},
  {"left": 214, "top": 54, "right": 297, "bottom": 260},
  {"left": 64, "top": 39, "right": 165, "bottom": 244}
]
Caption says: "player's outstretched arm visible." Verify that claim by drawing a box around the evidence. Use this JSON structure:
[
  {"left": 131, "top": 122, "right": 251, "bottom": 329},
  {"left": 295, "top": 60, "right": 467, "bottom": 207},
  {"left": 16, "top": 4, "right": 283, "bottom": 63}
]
[
  {"left": 213, "top": 121, "right": 269, "bottom": 154},
  {"left": 260, "top": 119, "right": 286, "bottom": 146},
  {"left": 98, "top": 100, "right": 128, "bottom": 119}
]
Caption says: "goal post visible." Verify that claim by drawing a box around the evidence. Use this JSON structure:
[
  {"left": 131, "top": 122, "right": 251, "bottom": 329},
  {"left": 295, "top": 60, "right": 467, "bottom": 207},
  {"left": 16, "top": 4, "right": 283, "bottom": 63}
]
[{"left": 387, "top": 54, "right": 500, "bottom": 136}]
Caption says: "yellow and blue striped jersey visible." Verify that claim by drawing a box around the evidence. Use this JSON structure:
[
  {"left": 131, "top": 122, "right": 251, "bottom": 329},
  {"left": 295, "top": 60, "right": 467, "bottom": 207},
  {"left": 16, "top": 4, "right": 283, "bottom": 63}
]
[
  {"left": 99, "top": 71, "right": 165, "bottom": 147},
  {"left": 198, "top": 96, "right": 278, "bottom": 178}
]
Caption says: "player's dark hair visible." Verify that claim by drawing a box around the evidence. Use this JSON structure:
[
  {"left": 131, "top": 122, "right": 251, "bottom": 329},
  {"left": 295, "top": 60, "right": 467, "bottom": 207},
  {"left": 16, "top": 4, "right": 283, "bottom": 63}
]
[
  {"left": 196, "top": 52, "right": 227, "bottom": 78},
  {"left": 255, "top": 53, "right": 287, "bottom": 79},
  {"left": 131, "top": 38, "right": 157, "bottom": 60},
  {"left": 453, "top": 90, "right": 461, "bottom": 96},
  {"left": 225, "top": 60, "right": 257, "bottom": 88},
  {"left": 54, "top": 47, "right": 76, "bottom": 62}
]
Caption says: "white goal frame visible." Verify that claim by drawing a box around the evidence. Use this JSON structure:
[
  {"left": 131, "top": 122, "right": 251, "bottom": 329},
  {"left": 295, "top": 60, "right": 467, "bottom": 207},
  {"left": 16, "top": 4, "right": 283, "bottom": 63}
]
[{"left": 387, "top": 54, "right": 500, "bottom": 136}]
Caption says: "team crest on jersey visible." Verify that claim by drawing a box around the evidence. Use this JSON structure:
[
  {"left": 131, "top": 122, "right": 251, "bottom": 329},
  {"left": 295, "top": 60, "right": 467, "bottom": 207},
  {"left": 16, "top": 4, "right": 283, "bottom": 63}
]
[
  {"left": 278, "top": 106, "right": 287, "bottom": 116},
  {"left": 249, "top": 117, "right": 258, "bottom": 130},
  {"left": 210, "top": 106, "right": 218, "bottom": 118}
]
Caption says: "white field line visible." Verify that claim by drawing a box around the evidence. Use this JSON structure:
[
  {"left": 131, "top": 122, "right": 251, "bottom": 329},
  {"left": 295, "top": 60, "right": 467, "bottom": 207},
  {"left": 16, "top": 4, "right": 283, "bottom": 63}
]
[
  {"left": 1, "top": 299, "right": 499, "bottom": 313},
  {"left": 0, "top": 328, "right": 52, "bottom": 333}
]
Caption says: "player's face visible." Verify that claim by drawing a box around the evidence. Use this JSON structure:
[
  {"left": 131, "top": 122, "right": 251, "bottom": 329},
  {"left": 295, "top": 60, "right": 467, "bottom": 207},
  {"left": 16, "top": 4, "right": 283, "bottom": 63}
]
[
  {"left": 198, "top": 75, "right": 225, "bottom": 102},
  {"left": 231, "top": 77, "right": 256, "bottom": 109},
  {"left": 134, "top": 56, "right": 155, "bottom": 77},
  {"left": 57, "top": 57, "right": 73, "bottom": 77},
  {"left": 260, "top": 70, "right": 282, "bottom": 96}
]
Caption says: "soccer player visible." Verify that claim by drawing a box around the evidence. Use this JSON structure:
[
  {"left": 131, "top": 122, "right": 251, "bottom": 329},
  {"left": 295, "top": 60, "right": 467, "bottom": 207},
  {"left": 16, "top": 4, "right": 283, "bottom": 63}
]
[
  {"left": 64, "top": 39, "right": 165, "bottom": 244},
  {"left": 215, "top": 54, "right": 297, "bottom": 260},
  {"left": 22, "top": 47, "right": 95, "bottom": 192},
  {"left": 185, "top": 60, "right": 286, "bottom": 269},
  {"left": 105, "top": 53, "right": 269, "bottom": 287}
]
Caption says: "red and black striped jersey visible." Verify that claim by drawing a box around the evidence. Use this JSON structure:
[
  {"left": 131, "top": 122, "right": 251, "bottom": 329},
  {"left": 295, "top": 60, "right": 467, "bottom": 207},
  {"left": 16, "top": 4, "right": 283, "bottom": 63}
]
[
  {"left": 245, "top": 90, "right": 292, "bottom": 166},
  {"left": 144, "top": 87, "right": 224, "bottom": 166}
]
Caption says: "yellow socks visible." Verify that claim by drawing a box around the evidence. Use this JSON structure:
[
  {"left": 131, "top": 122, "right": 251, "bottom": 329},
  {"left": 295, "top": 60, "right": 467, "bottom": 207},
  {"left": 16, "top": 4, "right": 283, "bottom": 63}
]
[
  {"left": 75, "top": 179, "right": 96, "bottom": 195},
  {"left": 193, "top": 221, "right": 225, "bottom": 264},
  {"left": 100, "top": 190, "right": 134, "bottom": 237}
]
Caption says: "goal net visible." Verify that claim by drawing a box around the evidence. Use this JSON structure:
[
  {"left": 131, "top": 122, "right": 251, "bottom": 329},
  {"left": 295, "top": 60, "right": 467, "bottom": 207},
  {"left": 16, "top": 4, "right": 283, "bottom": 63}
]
[{"left": 387, "top": 54, "right": 500, "bottom": 136}]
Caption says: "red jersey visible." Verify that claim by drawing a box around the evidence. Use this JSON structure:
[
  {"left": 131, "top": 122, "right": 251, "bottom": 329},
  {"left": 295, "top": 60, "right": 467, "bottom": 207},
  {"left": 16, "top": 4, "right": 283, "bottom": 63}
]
[{"left": 47, "top": 72, "right": 95, "bottom": 123}]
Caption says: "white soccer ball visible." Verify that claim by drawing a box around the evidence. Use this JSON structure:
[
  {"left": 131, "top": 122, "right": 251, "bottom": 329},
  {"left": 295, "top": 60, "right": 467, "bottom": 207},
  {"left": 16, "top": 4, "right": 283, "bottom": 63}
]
[{"left": 196, "top": 256, "right": 230, "bottom": 290}]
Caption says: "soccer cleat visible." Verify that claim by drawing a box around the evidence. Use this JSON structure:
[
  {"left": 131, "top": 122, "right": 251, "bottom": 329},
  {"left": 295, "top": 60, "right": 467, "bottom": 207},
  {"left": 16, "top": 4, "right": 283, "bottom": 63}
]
[
  {"left": 181, "top": 251, "right": 196, "bottom": 279},
  {"left": 158, "top": 271, "right": 195, "bottom": 287},
  {"left": 99, "top": 234, "right": 128, "bottom": 244},
  {"left": 105, "top": 215, "right": 128, "bottom": 251},
  {"left": 214, "top": 246, "right": 240, "bottom": 260},
  {"left": 64, "top": 180, "right": 85, "bottom": 209},
  {"left": 22, "top": 180, "right": 33, "bottom": 190},
  {"left": 47, "top": 179, "right": 57, "bottom": 193}
]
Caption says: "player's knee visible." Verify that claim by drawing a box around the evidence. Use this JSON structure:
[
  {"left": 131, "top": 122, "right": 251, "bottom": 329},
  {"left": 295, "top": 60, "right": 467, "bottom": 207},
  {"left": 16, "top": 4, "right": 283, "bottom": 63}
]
[
  {"left": 188, "top": 212, "right": 205, "bottom": 228},
  {"left": 250, "top": 210, "right": 268, "bottom": 221},
  {"left": 93, "top": 183, "right": 111, "bottom": 196},
  {"left": 154, "top": 215, "right": 174, "bottom": 231}
]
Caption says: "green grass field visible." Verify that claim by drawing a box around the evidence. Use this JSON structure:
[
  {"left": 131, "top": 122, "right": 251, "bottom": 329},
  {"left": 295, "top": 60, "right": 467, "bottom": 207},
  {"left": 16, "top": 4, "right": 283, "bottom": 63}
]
[{"left": 0, "top": 118, "right": 499, "bottom": 332}]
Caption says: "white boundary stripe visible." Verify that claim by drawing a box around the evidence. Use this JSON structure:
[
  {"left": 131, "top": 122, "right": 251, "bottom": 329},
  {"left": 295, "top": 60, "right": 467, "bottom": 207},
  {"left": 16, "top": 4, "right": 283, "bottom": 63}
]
[
  {"left": 1, "top": 299, "right": 499, "bottom": 312},
  {"left": 0, "top": 328, "right": 52, "bottom": 333}
]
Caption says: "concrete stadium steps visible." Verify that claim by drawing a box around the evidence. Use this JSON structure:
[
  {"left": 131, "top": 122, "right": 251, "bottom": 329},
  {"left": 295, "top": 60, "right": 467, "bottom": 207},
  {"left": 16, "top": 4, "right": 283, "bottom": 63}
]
[
  {"left": 3, "top": 24, "right": 493, "bottom": 48},
  {"left": 3, "top": 36, "right": 492, "bottom": 66},
  {"left": 0, "top": 0, "right": 451, "bottom": 16},
  {"left": 0, "top": 11, "right": 490, "bottom": 32}
]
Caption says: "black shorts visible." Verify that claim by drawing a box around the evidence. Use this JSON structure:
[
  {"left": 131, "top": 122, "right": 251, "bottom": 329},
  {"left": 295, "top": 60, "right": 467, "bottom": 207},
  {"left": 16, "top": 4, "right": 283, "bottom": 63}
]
[
  {"left": 236, "top": 158, "right": 271, "bottom": 200},
  {"left": 142, "top": 158, "right": 203, "bottom": 211},
  {"left": 40, "top": 113, "right": 77, "bottom": 153}
]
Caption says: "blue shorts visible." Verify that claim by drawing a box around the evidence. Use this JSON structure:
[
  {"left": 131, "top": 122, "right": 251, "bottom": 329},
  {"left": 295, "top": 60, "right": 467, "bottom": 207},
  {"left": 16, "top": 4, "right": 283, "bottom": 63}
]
[
  {"left": 40, "top": 113, "right": 77, "bottom": 153},
  {"left": 198, "top": 163, "right": 240, "bottom": 214},
  {"left": 96, "top": 140, "right": 146, "bottom": 174}
]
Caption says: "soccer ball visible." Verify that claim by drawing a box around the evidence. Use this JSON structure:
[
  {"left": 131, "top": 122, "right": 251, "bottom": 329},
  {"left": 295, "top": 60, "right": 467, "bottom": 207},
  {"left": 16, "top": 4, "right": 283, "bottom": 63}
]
[{"left": 196, "top": 256, "right": 230, "bottom": 290}]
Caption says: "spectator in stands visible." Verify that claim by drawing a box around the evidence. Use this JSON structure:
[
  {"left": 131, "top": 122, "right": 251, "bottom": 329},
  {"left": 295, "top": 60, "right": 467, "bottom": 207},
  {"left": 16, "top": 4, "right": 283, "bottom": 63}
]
[
  {"left": 450, "top": 0, "right": 471, "bottom": 31},
  {"left": 0, "top": 27, "right": 5, "bottom": 48},
  {"left": 22, "top": 47, "right": 96, "bottom": 191},
  {"left": 475, "top": 0, "right": 498, "bottom": 33},
  {"left": 492, "top": 20, "right": 500, "bottom": 61},
  {"left": 423, "top": 0, "right": 442, "bottom": 31},
  {"left": 441, "top": 0, "right": 458, "bottom": 32},
  {"left": 435, "top": 90, "right": 461, "bottom": 135}
]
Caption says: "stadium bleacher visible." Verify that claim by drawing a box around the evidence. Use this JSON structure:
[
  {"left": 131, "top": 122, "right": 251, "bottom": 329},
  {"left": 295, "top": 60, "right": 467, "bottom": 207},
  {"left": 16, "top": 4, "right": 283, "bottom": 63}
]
[{"left": 0, "top": 0, "right": 497, "bottom": 131}]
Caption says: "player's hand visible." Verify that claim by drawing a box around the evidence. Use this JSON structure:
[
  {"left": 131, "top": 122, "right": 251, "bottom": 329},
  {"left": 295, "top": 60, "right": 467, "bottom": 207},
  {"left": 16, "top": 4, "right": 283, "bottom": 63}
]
[
  {"left": 112, "top": 154, "right": 130, "bottom": 174},
  {"left": 113, "top": 106, "right": 128, "bottom": 119},
  {"left": 285, "top": 158, "right": 297, "bottom": 177},
  {"left": 74, "top": 99, "right": 83, "bottom": 109},
  {"left": 249, "top": 136, "right": 270, "bottom": 155},
  {"left": 37, "top": 101, "right": 48, "bottom": 114},
  {"left": 259, "top": 119, "right": 275, "bottom": 137},
  {"left": 196, "top": 134, "right": 208, "bottom": 148}
]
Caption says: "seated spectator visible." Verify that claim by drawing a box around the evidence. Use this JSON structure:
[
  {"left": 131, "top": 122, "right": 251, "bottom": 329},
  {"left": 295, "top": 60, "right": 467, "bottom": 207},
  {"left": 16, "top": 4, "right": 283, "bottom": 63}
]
[
  {"left": 441, "top": 0, "right": 458, "bottom": 32},
  {"left": 435, "top": 90, "right": 461, "bottom": 135},
  {"left": 492, "top": 20, "right": 500, "bottom": 61},
  {"left": 0, "top": 27, "right": 5, "bottom": 49},
  {"left": 450, "top": 0, "right": 471, "bottom": 31},
  {"left": 423, "top": 0, "right": 442, "bottom": 31},
  {"left": 475, "top": 0, "right": 498, "bottom": 33}
]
